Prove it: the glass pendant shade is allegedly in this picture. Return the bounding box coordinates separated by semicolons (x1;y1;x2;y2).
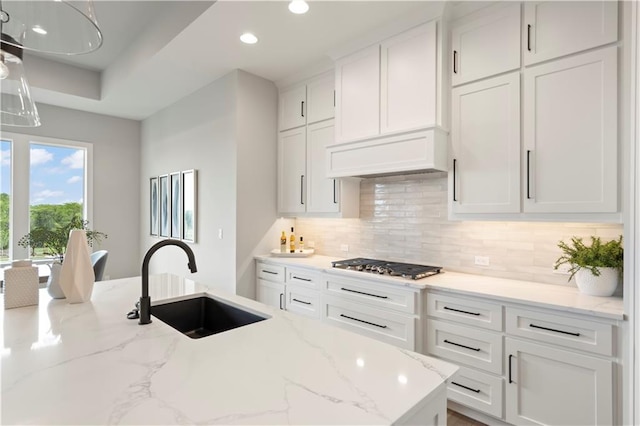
0;0;102;55
0;36;40;127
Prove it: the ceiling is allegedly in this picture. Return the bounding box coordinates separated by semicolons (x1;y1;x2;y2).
22;0;447;121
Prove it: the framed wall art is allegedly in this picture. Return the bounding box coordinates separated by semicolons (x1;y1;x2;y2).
170;172;181;239
159;174;169;237
150;177;159;236
182;169;197;243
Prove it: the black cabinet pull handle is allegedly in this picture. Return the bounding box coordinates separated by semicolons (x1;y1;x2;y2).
293;298;311;305
340;314;387;329
452;381;481;394
262;270;278;275
452;159;458;202
527;25;532;51
444;339;481;352
301;100;305;117
526;150;532;199
453;50;458;74
529;323;580;337
444;306;480;316
333;180;337;204
340;287;388;299
300;175;305;205
292;276;312;282
279;293;284;310
508;354;514;383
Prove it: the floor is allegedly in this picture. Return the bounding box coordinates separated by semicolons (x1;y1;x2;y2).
447;409;487;426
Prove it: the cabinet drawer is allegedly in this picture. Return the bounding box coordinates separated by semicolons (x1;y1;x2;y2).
324;294;415;350
256;263;285;283
427;292;503;331
427;319;503;375
505;307;613;356
448;366;503;419
325;275;417;314
286;267;320;289
286;286;321;319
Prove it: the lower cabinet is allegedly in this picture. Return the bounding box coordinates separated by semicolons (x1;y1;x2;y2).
505;337;613;426
286;285;321;319
257;279;285;310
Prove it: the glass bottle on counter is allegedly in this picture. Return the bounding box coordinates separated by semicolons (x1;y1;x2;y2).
289;227;296;253
299;236;304;252
280;231;287;253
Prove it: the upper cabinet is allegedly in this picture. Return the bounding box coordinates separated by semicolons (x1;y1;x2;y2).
451;3;521;86
329;20;448;178
279;73;335;132
523;1;618;66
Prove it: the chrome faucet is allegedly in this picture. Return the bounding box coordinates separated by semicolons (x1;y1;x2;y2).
138;239;198;325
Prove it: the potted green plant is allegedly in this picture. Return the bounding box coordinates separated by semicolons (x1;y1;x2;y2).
18;216;107;298
554;235;623;297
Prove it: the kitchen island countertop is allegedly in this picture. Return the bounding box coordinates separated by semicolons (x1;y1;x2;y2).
1;274;457;425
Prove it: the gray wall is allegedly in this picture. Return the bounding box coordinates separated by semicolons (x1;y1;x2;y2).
140;70;278;296
4;103;142;280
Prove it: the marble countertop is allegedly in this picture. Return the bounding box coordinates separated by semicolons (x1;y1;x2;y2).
1;274;458;425
256;255;625;321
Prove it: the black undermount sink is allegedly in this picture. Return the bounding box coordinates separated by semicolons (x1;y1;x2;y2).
151;296;267;339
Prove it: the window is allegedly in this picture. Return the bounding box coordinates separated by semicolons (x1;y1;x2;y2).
0;132;93;264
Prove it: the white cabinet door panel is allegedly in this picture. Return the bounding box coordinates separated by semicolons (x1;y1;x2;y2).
279;85;306;131
306;120;339;213
505;337;613;426
306;74;334;124
257;279;285;310
278;127;307;214
523;47;617;213
452;72;520;213
448;366;504;419
524;1;618;66
335;44;381;143
451;3;521;86
381;21;436;134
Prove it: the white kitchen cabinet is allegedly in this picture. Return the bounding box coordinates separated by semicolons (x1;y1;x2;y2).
278;119;359;217
279;85;306;131
335;21;438;144
286;284;321;319
523;47;617;213
256;262;286;310
523;1;618;66
451;3;521;86
451;72;520;213
306;74;335;124
279;73;335;132
505;337;613;426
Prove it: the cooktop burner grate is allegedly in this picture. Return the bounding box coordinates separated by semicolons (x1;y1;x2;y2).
332;258;442;280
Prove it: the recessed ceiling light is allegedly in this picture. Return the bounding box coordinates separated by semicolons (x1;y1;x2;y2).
240;33;258;45
288;0;309;14
32;25;48;35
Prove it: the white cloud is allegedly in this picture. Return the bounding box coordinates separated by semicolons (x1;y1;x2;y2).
67;176;82;184
1;150;9;166
30;148;54;166
33;189;64;199
61;150;84;169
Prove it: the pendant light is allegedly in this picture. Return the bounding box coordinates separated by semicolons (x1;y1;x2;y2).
1;32;40;127
0;0;103;55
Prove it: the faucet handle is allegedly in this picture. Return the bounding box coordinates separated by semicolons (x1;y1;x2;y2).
127;300;140;320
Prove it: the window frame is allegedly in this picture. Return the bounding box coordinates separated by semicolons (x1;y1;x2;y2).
0;131;93;266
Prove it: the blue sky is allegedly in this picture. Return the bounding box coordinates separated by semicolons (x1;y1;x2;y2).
1;141;85;205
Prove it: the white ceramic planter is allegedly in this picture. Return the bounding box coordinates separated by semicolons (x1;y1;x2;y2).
59;230;95;303
575;267;619;297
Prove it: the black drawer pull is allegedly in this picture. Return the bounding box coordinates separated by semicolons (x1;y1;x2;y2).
508;354;514;383
262;270;278;275
453;50;458;74
444;306;480;316
451;381;481;394
293;276;312;282
279;293;284;310
293;298;311;305
529;323;580;337
444;339;481;352
527;25;532;52
340;287;388;299
340;314;387;329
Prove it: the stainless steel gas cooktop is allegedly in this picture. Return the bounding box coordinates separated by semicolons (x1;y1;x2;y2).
331;258;442;280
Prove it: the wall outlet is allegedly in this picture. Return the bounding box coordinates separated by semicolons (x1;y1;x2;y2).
474;256;490;266
218;228;223;239
340;244;349;252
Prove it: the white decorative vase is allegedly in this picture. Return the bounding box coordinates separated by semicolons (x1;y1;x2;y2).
59;230;95;303
47;261;65;299
574;267;619;297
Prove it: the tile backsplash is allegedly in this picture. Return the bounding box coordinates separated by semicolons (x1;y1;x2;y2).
295;172;623;287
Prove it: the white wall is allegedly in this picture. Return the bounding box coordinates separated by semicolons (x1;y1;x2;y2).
140;70;278;295
3;103;141;280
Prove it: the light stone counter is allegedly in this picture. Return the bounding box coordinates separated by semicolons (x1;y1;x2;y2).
1;274;458;425
256;254;625;321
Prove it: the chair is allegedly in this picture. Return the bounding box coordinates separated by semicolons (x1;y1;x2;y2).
91;250;109;281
